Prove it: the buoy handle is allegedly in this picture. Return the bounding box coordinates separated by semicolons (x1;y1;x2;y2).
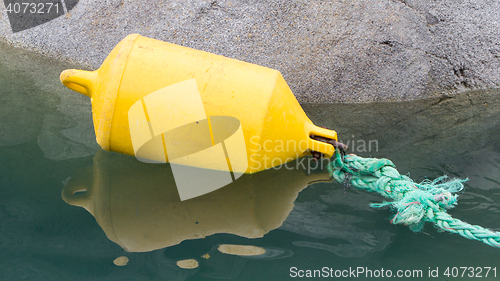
60;69;97;97
61;166;94;211
306;123;338;158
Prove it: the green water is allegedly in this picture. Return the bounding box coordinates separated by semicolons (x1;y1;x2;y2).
1;41;500;280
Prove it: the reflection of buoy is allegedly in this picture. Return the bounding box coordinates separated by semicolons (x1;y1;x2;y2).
176;259;199;269
62;150;330;252
217;245;266;257
60;34;338;173
113;256;129;266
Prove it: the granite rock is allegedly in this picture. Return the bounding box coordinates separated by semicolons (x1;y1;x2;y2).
0;0;499;102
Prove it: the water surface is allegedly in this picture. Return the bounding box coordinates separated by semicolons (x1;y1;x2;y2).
1;42;500;280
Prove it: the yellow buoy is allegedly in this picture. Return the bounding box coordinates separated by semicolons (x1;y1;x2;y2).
60;34;337;173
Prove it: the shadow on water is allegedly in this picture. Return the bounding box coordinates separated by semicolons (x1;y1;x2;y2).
1;41;500;280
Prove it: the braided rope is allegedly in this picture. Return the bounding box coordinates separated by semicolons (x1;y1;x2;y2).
328;151;500;247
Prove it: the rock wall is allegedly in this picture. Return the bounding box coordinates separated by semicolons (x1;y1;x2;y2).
0;0;499;102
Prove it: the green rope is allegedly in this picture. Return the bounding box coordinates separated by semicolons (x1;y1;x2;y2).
328;151;500;248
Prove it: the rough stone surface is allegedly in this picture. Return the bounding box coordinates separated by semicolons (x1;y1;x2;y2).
0;0;499;102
